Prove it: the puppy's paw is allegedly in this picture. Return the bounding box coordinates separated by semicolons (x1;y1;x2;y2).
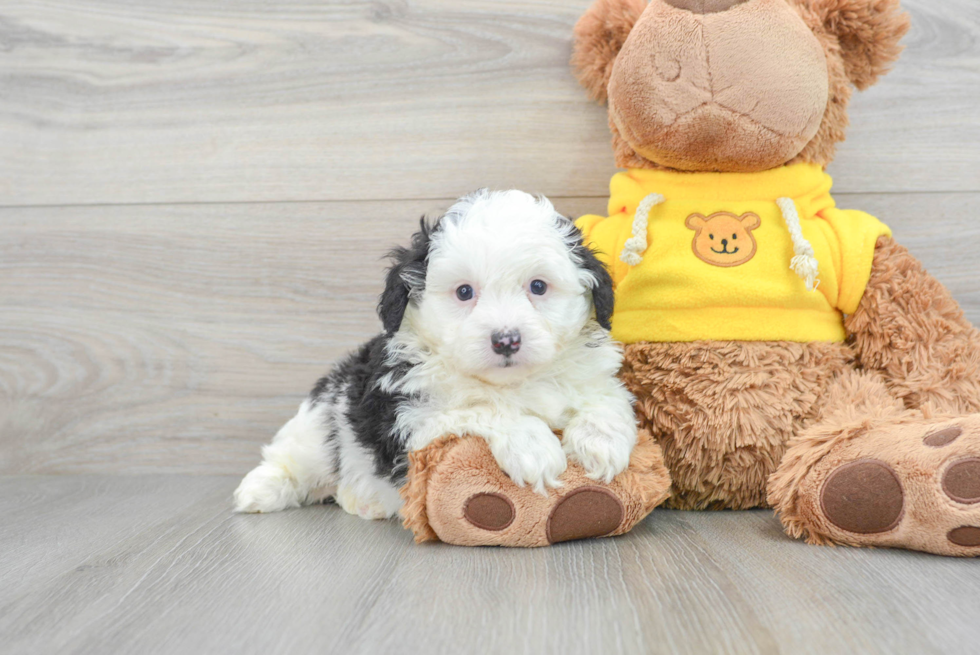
233;463;301;513
336;485;394;520
563;418;635;484
491;422;567;496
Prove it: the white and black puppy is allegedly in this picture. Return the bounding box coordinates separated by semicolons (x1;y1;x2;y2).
234;190;638;519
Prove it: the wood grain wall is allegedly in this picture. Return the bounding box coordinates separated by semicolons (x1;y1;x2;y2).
2;0;979;474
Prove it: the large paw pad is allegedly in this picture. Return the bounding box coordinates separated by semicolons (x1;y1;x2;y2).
820;459;904;534
546;487;624;544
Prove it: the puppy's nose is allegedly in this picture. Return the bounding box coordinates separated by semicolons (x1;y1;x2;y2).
491;329;521;356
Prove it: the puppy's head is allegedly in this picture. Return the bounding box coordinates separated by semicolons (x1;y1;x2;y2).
379;189;613;384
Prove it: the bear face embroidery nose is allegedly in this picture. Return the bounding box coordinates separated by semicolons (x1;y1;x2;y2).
491;329;521;356
661;0;750;15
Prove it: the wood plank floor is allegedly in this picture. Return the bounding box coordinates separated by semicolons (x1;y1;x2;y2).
3;475;980;655
3;0;980;653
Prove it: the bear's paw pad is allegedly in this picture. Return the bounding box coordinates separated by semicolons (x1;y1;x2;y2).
942;458;980;504
463;493;515;531
546;487;625;544
820;459;904;534
948;526;980;547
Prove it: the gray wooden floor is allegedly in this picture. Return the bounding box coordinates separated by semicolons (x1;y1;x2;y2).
3;475;980;655
2;0;980;653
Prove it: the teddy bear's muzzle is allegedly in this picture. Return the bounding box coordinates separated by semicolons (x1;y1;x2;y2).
608;0;829;172
662;0;749;14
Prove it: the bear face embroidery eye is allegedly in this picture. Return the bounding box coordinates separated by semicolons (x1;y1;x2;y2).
529;279;548;296
709;234;714;240
455;284;474;301
732;233;738;240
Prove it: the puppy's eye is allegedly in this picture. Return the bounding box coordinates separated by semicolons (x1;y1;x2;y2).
455;284;474;301
529;280;548;296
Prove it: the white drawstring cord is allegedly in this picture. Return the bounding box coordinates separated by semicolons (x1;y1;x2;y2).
620;192;664;267
777;197;820;291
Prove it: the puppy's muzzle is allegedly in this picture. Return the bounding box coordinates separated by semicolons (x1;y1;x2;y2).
490;329;521;356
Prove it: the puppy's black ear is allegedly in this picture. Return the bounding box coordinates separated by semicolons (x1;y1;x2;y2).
576;244;615;330
378;218;433;334
559;215;615;331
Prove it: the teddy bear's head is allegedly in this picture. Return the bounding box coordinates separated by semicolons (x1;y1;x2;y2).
572;0;910;172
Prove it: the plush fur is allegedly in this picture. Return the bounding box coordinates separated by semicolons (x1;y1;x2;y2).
234;190;638;520
805;0;910;90
621;340;852;509
572;0;649;103
846;237;980;415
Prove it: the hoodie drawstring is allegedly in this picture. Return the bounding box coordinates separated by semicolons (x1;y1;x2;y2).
619;192;664;267
776;197;820;291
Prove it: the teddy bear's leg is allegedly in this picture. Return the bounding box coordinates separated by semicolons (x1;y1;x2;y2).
768;368;980;555
620;340;852;510
399;431;671;547
768;238;980;555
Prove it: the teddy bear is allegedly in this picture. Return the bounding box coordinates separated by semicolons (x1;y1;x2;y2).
568;0;980;556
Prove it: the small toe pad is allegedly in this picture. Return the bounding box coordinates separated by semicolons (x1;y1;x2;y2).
942;458;980;504
464;493;515;531
948;526;980;547
924;426;963;448
820;459;904;534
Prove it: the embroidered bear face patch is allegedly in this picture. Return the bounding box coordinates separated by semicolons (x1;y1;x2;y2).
685;211;761;267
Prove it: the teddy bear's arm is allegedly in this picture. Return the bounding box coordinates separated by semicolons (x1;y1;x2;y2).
844;236;980;414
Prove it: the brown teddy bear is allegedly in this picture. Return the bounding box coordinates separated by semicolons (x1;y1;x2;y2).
570;0;980;556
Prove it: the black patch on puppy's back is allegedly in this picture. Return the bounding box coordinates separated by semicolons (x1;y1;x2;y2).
311;334;417;484
345;336;416;482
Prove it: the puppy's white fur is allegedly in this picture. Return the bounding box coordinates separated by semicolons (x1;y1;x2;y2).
235;190;638;519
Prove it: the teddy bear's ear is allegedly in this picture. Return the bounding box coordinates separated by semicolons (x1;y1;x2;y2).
572;0;649;103
808;0;911;90
685;213;706;230
739;212;761;231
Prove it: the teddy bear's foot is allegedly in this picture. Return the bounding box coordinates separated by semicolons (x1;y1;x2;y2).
399;429;671;547
770;413;980;556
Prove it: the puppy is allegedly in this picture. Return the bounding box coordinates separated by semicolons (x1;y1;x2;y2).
234;189;638;519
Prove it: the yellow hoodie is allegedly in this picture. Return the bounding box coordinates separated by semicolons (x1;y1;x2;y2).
575;163;890;344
